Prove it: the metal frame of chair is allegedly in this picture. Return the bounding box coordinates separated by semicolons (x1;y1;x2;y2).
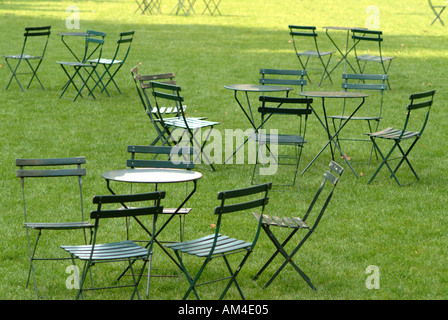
366;90;436;186
252;161;344;290
3;26;51;91
57;33;105;101
89;31;135;96
150;81;220;171
327;73;388;165
428;0;446;25
135;0;162;14
259;68;307;92
251;95;313;190
288;25;334;86
351;29;395;89
16;157;94;299
61;191;165;299
165;182;272;300
202;0;222;15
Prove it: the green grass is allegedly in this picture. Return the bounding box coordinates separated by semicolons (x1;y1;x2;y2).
1;0;448;300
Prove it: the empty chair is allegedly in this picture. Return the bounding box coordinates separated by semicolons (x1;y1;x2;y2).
57;33;105;101
252;161;344;290
150;81;220;171
366;90;435;186
202;0;222;15
327;73;388;165
61;191;165;299
428;0;446;25
88;31;135;96
251;96;313;190
15;157;94;299
259;68;307;92
288;25;334;86
3;26;51;91
351;29;395;89
165;182;272;300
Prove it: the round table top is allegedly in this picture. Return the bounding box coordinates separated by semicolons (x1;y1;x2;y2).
102;168;202;184
322;26;368;31
58;32;90;37
225;84;292;92
298;91;369;99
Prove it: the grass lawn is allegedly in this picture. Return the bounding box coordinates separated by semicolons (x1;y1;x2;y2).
1;0;447;301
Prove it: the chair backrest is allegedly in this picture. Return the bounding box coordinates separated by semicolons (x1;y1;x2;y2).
401;89;436;139
139;72;180;116
288;25;322;54
84;30;106;62
302;161;344;231
127;145;196;170
20;26;51;58
108;31;135;63
351;29;385;58
212;183;272;252
150;81;190;130
16;157;87;224
257;96;313;138
89;191;165;242
341;73;388;118
259;68;307;92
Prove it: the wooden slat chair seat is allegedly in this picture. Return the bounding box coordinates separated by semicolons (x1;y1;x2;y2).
165;183;272;300
252;161;344;290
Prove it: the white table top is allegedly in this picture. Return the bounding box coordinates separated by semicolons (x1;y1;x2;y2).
102;168;202;184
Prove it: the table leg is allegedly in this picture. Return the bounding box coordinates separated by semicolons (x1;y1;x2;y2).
324;29;358;78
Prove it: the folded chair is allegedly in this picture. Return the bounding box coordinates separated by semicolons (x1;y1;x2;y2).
259;68;307;92
202;0;222;15
327;73;388;165
15;157;94;299
89;31;135;96
366;90;435;186
351;29;395;89
150;81;220;171
288;25;334;86
61;191;165;299
428;0;446;25
165;182;272;300
3;26;51;91
135;0;162;14
57;34;105;101
252;161;344;290
251;96;313;190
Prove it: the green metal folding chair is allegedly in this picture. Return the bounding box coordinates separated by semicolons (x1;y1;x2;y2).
135;0;162;14
3;26;51;91
428;0;446;25
89;31;135;96
327;73;388;165
366;90;436;186
165;182;272;300
288;25;334;86
15;157;94;299
202;0;222;15
252;161;344;290
61;191;165;299
259;68;307;92
351;29;395;89
150;81;220;171
251;96;313;190
57;35;105;101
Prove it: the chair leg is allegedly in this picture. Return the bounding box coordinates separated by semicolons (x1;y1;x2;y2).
5;58;24;91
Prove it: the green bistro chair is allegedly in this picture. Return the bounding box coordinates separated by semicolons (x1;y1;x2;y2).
327;73;388;165
165;182;272;300
288;25;334;86
428;0;447;25
366;90;435;186
3;26;51;91
57;35;105;101
202;0;222;15
135;0;162;14
61;191;165;299
88;31;135;97
252;161;344;290
351;29;395;89
150;81;220;171
250;96;313;190
16;157;94;299
259;68;307;93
